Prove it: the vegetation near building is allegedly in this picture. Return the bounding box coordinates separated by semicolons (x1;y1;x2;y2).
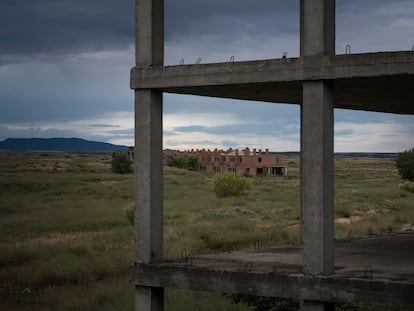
212;173;251;197
166;147;288;177
395;147;414;181
167;154;198;171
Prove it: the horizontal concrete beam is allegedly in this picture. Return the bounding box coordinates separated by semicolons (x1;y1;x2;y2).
130;51;414;114
131;52;414;89
130;263;414;307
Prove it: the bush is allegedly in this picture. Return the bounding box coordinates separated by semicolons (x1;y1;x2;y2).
167;154;199;171
227;294;299;311
111;151;132;174
395;148;414;181
400;182;414;193
183;154;199;171
167;156;184;168
212;173;251;198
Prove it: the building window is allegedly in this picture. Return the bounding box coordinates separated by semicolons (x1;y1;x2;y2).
228;167;236;173
213;167;220;173
258;157;262;163
215;157;219;162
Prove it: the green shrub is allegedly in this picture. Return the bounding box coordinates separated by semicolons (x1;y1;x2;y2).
395;148;414;181
168;154;199;171
227;294;299;311
399;182;414;193
167;156;184;168
212;173;251;198
183;154;199;171
111;151;132;174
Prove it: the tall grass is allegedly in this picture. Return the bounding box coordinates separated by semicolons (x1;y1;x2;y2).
0;154;413;310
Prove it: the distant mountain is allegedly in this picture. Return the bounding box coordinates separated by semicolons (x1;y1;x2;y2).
0;138;129;152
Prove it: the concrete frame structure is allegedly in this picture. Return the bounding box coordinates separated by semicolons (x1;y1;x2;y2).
131;0;414;310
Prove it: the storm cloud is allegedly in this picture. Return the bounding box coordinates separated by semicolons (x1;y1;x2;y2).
0;0;413;151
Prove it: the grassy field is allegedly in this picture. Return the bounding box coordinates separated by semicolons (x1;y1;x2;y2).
0;153;413;310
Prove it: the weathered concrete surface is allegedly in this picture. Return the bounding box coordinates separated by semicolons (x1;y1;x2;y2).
130;232;414;307
300;0;335;56
134;0;164;309
301;81;334;276
300;2;335;309
130;52;414;114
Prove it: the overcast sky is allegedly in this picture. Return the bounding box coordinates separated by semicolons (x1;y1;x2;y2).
0;0;413;152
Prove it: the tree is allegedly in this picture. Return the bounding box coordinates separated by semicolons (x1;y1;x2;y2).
395;148;414;181
212;173;251;198
167;156;184;168
167;154;199;171
111;151;132;174
183;154;199;171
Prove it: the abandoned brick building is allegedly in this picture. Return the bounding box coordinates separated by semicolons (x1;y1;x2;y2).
168;147;288;176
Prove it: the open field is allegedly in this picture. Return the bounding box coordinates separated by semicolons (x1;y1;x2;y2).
0;154;413;310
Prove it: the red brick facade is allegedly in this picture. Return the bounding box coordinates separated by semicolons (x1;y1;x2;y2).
173;147;288;176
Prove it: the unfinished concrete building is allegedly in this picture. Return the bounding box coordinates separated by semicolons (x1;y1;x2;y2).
130;0;414;310
188;147;288;176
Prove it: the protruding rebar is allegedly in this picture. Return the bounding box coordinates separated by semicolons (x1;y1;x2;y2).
364;265;373;279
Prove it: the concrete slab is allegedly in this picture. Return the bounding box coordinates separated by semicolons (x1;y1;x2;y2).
130;233;414;307
162;232;414;282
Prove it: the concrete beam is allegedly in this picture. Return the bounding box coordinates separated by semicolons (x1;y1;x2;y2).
130;263;414;307
130;52;414;90
130;52;414;114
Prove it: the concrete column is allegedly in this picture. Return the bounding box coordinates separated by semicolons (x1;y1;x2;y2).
301;81;334;276
300;0;335;57
300;0;335;310
134;0;164;310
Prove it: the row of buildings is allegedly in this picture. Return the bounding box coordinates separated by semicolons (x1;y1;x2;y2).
166;147;288;177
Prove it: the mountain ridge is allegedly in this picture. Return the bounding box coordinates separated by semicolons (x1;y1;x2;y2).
0;138;129;152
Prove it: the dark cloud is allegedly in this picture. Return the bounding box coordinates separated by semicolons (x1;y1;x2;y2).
0;0;134;63
166;0;299;43
89;124;120;128
173;121;299;137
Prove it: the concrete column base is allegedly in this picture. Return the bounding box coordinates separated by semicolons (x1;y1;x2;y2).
135;286;164;311
301;301;335;311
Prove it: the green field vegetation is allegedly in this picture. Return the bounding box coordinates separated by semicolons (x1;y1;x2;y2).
0;154;413;311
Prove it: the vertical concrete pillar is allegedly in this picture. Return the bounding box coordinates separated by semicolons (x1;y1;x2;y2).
301;81;334;276
134;0;164;310
300;0;335;310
